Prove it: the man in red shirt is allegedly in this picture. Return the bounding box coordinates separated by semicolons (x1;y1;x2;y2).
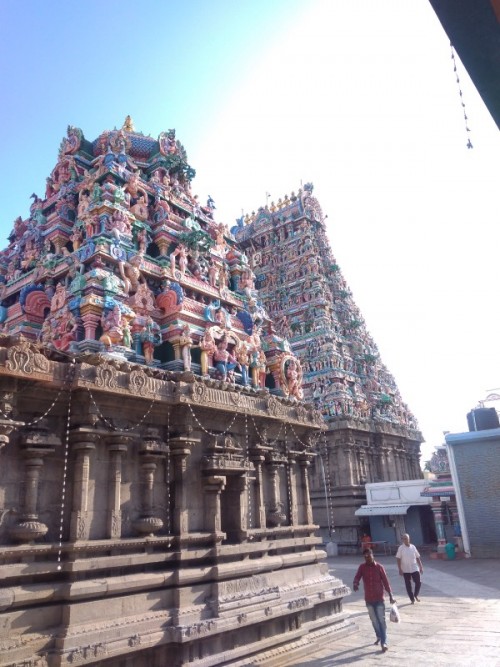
353;548;395;653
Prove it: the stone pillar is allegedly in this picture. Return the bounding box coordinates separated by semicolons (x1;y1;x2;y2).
410;453;421;479
383;445;396;480
343;445;354;486
133;457;164;536
298;458;314;526
10;426;59;544
236;475;248;533
133;430;169;536
286;456;298;526
251;455;266;528
380;446;391;481
169;435;198;537
105;436;130;539
432;501;447;552
203;475;226;534
81;311;100;341
266;463;286;527
70;433;97;541
10;451;50;543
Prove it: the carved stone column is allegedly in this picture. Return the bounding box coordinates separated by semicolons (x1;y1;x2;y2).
298;458;314;526
286;454;298;526
70;431;98;541
432;500;447;552
105;435;131;539
203;475;226;535
10;426;60;544
266;460;286;527
236;474;248;534
380;445;390;481
168;434;198;537
343;444;355;487
133;432;168;537
80;311;100;341
133;458;163;536
250;453;266;529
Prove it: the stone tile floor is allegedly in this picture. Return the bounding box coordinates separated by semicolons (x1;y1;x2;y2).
283;554;500;667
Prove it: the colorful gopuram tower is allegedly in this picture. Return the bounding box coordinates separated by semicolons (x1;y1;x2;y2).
233;185;423;549
0;120;357;666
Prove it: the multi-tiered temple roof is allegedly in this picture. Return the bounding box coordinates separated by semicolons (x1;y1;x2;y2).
233;185;419;434
0;118;303;396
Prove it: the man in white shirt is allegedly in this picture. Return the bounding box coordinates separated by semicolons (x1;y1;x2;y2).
396;533;424;603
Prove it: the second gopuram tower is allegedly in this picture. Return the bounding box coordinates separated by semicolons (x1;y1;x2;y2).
233;185;423;549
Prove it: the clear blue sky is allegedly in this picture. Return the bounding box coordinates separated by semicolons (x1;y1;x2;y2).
0;0;305;218
1;1;500;463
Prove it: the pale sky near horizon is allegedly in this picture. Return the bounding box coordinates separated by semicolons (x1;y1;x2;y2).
1;1;499;464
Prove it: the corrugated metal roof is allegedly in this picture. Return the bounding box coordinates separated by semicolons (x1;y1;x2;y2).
355;504;411;517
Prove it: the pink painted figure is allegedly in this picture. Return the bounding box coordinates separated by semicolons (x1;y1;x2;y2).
240;268;256;296
119;254;143;294
213;335;237;382
199;327;216;376
208;260;219;288
170;244;188;276
131;195;148;222
53;307;78;351
77;191;90;219
179;324;193;371
286;359;302;399
136;227;149;255
218;262;229;290
251;349;267;388
50;283;67;312
70;227;83;250
100;305;124;348
140;316;161;365
213;223;226;256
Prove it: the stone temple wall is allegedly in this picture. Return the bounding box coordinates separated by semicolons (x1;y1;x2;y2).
0;118;355;666
0;342;354;666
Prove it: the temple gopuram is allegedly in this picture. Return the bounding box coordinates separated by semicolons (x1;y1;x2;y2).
0;119;355;666
233;187;423;550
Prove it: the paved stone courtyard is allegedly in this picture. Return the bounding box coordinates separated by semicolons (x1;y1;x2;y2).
280;554;500;667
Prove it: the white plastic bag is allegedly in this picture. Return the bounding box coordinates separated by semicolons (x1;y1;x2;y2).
389;602;401;623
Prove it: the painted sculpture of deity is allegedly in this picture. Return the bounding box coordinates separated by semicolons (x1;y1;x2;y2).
170;244;188;277
139;316;161;365
250;349;267;389
285;359;303;400
179;324;193;371
235;341;250;386
100;305;124;348
199;327;216;376
213;335;237;382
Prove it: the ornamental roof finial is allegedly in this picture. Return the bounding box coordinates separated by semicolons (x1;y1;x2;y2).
123;115;135;132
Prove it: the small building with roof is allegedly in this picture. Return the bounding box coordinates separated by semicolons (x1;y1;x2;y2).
354;479;434;553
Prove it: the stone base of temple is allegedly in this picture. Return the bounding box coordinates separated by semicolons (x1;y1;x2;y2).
0;343;355;667
0;547;355;667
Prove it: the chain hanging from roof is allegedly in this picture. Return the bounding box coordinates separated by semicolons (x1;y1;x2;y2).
450;43;473;149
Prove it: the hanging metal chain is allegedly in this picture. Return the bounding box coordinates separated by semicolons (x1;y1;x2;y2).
450;43;473;149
